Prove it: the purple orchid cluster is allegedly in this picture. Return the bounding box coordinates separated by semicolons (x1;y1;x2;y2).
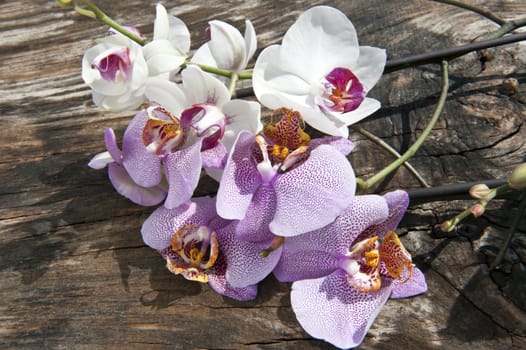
86;4;427;349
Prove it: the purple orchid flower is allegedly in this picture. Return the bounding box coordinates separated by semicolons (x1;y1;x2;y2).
216;108;356;243
274;190;427;349
88;128;167;206
141;196;280;301
121;105;217;209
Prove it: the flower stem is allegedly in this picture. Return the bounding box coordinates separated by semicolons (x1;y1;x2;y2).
358;61;449;193
352;126;430;188
385;32;526;73
78;0;146;45
182;62;252;80
431;0;505;25
228;73;239;97
490;191;526;270
439;183;512;232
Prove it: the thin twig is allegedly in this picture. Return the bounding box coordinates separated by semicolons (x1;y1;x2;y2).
79;0;147;45
490;192;526;270
406;179;508;203
358;61;449;193
352;126;430;188
384;32;526;73
431;0;505;25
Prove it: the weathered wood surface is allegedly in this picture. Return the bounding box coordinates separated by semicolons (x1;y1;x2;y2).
1;0;525;349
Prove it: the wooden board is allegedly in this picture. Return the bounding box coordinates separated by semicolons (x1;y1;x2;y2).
1;0;525;348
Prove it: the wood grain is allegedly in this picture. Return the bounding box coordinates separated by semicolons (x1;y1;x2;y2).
1;0;525;349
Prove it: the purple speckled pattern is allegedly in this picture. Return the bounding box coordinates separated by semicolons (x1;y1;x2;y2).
291;272;392;349
275;191;427;349
122;109;163;188
274;194;389;282
141;196;267;301
217;131;356;239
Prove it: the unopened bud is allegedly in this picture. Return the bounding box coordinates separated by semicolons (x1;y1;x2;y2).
470;204;485;218
440;219;454;233
508;163;526;189
56;0;74;8
469;184;492;199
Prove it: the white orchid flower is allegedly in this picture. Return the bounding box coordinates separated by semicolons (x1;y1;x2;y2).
252;6;386;137
192;19;257;72
82;4;190;111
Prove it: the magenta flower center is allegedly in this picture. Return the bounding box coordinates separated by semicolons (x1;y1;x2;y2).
91;47;132;82
319;67;366;113
181;105;226;151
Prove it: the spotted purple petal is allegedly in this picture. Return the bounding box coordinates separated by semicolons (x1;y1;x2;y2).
291;270;392;349
163;140;203;209
390;266;427;299
108;163;166;206
217;222;281;288
216;130;261;220
270;144;356;236
141;197;217;251
122;109;163;187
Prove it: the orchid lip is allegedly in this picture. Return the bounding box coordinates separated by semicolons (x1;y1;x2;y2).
318;67;366;114
165;223;220;283
341;232;414;293
91;47;132;82
181;105;226;150
142;106;186;156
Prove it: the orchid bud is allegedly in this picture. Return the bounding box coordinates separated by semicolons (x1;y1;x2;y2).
508;163;526;189
470;204;485;218
469;184;492;199
56;0;73;8
440;219;454;232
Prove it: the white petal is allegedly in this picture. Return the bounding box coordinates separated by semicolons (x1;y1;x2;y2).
222;99;262;152
91;89;146;112
243;20;257;68
191;43;218;67
143;40;186;75
339;97;381;125
144;77;187;116
208;20;246;71
168;15;191;53
252;45;311;110
279;6;360;83
88;151;114;169
353;46;386;91
182;65;230;107
153;4;170;40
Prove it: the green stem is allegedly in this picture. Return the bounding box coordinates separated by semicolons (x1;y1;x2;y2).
228;73;239;97
490;191;526;270
431;0;505;25
182;62;252;79
352;126;430;188
483;17;526;40
358;61;449;193
78;0;146;45
439;183;512;232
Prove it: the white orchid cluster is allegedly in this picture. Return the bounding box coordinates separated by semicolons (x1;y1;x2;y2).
83;4;385;136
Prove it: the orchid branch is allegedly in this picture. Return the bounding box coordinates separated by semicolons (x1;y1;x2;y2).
431;0;526;40
352;126;430;188
357;60;449;193
385;32;526;73
228;73;239;97
490;192;526;270
77;0;147;45
431;0;505;25
439;183;512;232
